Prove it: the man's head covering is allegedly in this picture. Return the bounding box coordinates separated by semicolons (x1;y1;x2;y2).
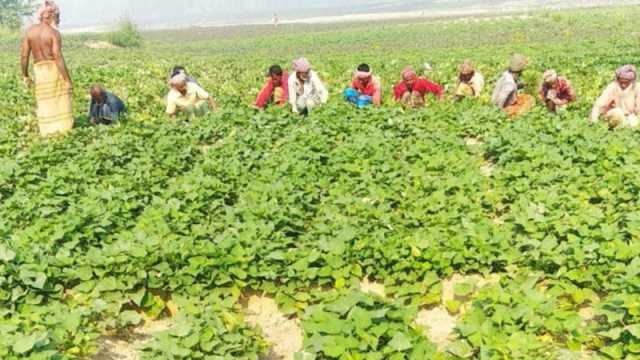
401;66;417;80
509;54;528;72
37;0;60;23
168;74;187;88
355;67;372;80
616;64;637;81
543;69;558;84
292;58;311;73
458;59;475;75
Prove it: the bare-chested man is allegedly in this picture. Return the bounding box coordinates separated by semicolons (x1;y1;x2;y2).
21;0;73;136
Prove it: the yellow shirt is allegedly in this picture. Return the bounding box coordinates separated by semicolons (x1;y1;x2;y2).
166;82;210;115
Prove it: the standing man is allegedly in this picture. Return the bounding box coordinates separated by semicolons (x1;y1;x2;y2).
492;54;534;118
89;85;126;125
20;1;74;136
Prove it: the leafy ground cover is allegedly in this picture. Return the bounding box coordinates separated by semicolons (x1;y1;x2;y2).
2;5;640;359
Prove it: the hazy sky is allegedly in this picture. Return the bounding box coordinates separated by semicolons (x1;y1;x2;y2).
54;0;421;28
49;0;637;30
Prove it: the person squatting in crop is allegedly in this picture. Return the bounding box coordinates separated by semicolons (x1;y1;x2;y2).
166;73;218;119
20;0;74;136
255;64;289;110
343;63;382;108
89;85;127;125
590;65;640;129
288;57;329;116
538;69;577;113
492;54;535;118
393;66;444;108
454;59;485;100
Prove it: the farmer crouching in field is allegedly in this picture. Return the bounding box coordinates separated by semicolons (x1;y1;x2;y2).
166;74;218;119
21;0;74;136
538;70;576;113
454;59;484;100
255;65;289;109
343;64;382;108
590;65;640;129
492;54;535;118
393;66;443;108
89;85;126;125
288;58;329;116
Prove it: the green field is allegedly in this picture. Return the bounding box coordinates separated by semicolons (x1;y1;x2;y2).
2;6;640;360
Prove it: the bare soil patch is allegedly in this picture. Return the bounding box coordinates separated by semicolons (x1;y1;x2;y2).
85;41;118;49
92;317;174;360
359;277;386;298
244;295;303;360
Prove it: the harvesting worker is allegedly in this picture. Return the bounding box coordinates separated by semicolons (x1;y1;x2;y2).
343;63;382;108
538;70;577;113
89;85;127;125
454;59;485;100
255;65;289;109
492;54;535;118
166;74;218;119
20;0;74;136
590;65;640;129
288;57;329;116
393;66;444;108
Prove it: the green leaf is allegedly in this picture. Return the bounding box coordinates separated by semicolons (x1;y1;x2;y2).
13;334;37;354
388;332;412;352
19;269;47;289
294;351;316;360
120;310;142;326
453;282;474;298
322;336;346;357
627;324;640;338
0;244;15;262
446;340;474;358
445;300;462;315
350;307;372;330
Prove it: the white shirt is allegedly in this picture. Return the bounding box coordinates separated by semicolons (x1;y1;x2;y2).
492;71;518;108
166;82;209;115
591;81;640;122
288;71;329;113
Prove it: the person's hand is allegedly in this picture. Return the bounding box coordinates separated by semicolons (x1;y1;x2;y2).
22;76;32;87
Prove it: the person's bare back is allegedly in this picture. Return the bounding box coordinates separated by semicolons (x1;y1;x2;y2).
24;24;58;63
21;7;71;88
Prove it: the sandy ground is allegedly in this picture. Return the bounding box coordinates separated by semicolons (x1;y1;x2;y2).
360;277;386;298
480;161;495;177
85;41;118;49
244;295;303;360
92;318;174;360
415;273;501;350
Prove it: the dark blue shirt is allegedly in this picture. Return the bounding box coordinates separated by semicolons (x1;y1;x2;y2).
89;91;126;123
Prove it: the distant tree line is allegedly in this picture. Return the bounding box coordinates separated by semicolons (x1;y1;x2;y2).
0;0;35;30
